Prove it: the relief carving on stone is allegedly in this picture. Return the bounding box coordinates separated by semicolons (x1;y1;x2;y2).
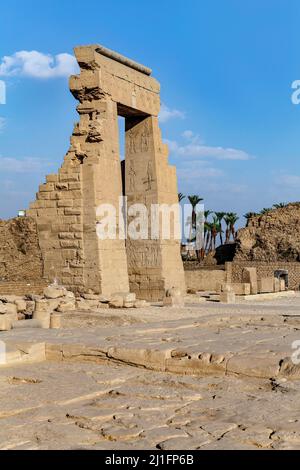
140;121;150;153
128;160;136;192
128;129;137;155
143;160;154;191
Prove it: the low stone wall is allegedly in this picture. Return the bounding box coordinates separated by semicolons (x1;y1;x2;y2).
227;261;300;290
185;269;226;292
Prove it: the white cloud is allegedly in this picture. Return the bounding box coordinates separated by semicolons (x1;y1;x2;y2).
165;131;252;161
0;156;52;173
159;104;185;123
275;173;300;188
182;130;194;140
0;117;5;132
0;51;79;79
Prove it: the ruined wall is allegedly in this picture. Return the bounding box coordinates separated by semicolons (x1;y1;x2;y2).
226;261;300;290
0;217;43;281
226;203;300;290
185;269;226;292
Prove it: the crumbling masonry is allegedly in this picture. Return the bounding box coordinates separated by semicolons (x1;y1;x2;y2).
27;45;185;300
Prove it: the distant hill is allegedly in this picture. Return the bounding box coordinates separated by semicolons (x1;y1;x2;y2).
234;203;300;262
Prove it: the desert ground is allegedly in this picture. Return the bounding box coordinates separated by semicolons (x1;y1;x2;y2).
1;294;300;450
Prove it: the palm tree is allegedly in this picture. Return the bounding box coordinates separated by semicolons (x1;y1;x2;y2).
209;217;221;252
202;210;212;258
178;193;185;203
188;195;203;228
223;214;231;243
228;213;239;240
214;211;226;245
244;212;258;227
204;210;212;221
224;213;239;241
244;212;257;220
187;196;203;259
260;208;273;215
273;202;287;209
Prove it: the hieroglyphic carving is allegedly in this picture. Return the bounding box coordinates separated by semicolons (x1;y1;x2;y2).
128;129;137;154
140;121;150;152
143;160;154;191
127;245;159;268
128;160;136;192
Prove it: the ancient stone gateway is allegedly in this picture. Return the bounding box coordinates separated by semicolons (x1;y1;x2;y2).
27;44;185;301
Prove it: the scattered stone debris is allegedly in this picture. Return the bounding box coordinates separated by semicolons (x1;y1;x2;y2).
0;284;152;332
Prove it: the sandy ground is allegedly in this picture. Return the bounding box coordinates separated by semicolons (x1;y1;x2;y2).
1;294;300;450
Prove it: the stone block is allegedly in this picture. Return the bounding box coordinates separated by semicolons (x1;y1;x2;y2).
4;303;18;320
123;293;136;303
163;288;184;308
33;309;51;329
34;299;52;314
44;286;66;299
0;303;7;314
220;292;236;304
219;283;250;296
81;293;100;300
98;303;110;309
124;302;135;308
274;277;280;293
46;174;59;183
50;313;62;329
109;294;124;309
11;319;42;329
15;299;27;313
76;299;98;310
0;314;12;331
57;200;73;208
242;267;258;295
280;279;286;291
258;278;274;294
57;301;75;313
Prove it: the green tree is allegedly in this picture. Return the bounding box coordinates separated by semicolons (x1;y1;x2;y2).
214;211;226;245
260;208;272;215
224;213;239;241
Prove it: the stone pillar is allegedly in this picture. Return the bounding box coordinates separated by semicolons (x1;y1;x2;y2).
77;96;129;295
125;116;185;301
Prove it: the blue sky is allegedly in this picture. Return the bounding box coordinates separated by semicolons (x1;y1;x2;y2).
0;0;299;225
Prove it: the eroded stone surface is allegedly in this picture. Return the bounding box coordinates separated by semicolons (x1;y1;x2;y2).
1;360;300;450
1;294;300;449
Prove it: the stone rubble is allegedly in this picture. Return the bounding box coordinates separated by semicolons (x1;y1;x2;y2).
0;284;151;331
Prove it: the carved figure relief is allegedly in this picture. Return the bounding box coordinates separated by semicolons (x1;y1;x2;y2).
128;129;137;154
87;113;102;142
140;121;150;152
144;160;154;191
128;160;136;192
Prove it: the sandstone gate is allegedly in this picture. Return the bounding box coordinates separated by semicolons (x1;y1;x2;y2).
27;45;185;301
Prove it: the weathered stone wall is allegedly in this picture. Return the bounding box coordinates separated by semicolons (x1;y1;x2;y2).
227;261;300;290
0;217;43;282
185;269;226;292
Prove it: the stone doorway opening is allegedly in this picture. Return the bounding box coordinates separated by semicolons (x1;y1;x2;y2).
274;270;289;289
